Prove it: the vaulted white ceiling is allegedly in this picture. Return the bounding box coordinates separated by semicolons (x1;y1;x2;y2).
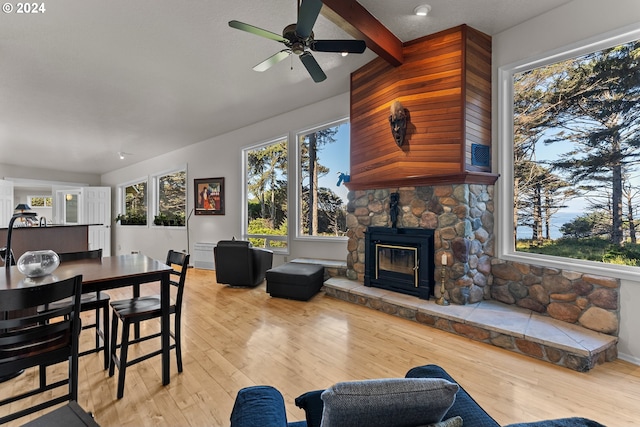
0;0;572;175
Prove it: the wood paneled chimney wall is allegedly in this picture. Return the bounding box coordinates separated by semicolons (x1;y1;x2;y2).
347;25;497;190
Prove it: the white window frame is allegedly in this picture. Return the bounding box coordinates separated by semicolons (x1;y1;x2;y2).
295;117;350;242
117;176;149;227
150;165;187;228
497;23;640;282
242;136;290;254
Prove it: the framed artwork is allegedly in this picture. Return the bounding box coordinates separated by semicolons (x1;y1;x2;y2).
194;177;225;215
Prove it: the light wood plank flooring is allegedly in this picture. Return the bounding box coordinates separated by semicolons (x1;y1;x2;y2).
1;268;639;426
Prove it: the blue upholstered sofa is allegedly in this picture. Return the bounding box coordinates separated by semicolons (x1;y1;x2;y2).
230;365;605;427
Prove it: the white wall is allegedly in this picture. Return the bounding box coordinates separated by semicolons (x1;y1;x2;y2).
100;92;350;266
492;0;640;364
0;163;101;187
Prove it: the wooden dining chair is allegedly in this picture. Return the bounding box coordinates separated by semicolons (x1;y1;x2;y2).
109;250;190;399
48;249;110;369
0;274;83;424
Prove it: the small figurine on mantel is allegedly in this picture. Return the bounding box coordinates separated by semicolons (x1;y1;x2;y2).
390;192;399;228
389;100;408;147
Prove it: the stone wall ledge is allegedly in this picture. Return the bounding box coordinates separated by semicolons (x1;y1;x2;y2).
323;277;618;372
290;258;348;281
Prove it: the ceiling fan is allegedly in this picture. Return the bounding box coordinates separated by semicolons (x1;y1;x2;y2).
228;0;366;83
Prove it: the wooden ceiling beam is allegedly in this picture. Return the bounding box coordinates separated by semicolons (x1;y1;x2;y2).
321;0;404;66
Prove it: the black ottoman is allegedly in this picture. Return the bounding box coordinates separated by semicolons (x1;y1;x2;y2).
266;262;325;301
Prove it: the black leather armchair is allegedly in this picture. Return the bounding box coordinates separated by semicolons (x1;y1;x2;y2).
214;240;273;287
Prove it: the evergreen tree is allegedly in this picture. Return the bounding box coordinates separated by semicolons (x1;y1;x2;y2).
246;141;287;226
299;127;337;235
542;41;640;246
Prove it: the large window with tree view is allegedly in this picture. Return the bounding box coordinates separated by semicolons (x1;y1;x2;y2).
120;180;147;225
513;37;639;266
298;120;350;238
154;169;186;226
244;138;288;250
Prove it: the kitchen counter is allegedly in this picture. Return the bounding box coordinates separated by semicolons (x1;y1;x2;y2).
0;224;92;263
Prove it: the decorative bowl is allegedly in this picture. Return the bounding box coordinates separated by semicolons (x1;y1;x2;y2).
17;250;60;278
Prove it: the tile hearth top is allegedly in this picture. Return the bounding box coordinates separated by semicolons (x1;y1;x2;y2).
323;277;617;358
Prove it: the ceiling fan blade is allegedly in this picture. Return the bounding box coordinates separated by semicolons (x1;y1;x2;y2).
312;39;367;54
296;0;322;39
253;50;291;72
299;51;326;83
229;20;287;43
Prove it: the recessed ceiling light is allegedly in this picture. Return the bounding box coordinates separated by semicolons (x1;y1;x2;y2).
118;151;131;160
414;4;431;16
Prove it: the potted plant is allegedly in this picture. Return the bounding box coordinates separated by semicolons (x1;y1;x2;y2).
154;213;168;226
116;213;147;225
128;212;147;225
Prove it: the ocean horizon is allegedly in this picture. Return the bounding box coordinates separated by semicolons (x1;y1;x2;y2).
516;211;581;240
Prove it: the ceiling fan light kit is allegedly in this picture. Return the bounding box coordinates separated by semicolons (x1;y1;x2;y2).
228;0;366;83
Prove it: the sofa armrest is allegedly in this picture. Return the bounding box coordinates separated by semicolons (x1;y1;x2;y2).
405;365;500;427
230;386;289;427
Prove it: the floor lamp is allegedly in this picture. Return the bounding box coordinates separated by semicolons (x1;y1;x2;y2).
186;208;194;255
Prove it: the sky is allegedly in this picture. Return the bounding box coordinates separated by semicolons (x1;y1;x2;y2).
309;122;350;203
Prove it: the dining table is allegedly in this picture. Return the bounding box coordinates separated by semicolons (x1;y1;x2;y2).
0;254;174;386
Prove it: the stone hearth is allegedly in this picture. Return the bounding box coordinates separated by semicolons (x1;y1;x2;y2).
323;276;618;372
293;258;618;371
305;179;622;370
344;184;621;341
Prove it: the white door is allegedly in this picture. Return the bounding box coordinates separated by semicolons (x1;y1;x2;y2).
51;185;77;224
83;187;111;255
0;180;14;227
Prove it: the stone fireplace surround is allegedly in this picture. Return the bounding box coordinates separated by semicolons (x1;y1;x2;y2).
344;184;620;339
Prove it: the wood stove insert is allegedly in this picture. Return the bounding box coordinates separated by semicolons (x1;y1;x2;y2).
364;227;435;299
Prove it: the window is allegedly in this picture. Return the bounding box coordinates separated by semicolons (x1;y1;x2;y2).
153;168;187;226
243;137;288;252
498;25;640;277
28;196;53;207
64;192;80;224
118;179;147;225
297;119;350;238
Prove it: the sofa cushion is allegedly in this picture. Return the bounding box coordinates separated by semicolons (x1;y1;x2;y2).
406;365;500;427
318;377;459;427
423;416;463;427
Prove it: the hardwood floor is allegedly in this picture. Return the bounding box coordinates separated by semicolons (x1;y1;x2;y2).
2;268;639;426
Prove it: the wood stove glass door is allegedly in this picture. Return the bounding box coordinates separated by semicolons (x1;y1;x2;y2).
375;244;418;287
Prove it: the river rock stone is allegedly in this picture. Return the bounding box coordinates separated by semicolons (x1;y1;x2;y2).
542;274;572;294
492;263;522;281
582;274;618;288
529;284;549;305
579;307;619;334
588;288;618;310
547;302;581;323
